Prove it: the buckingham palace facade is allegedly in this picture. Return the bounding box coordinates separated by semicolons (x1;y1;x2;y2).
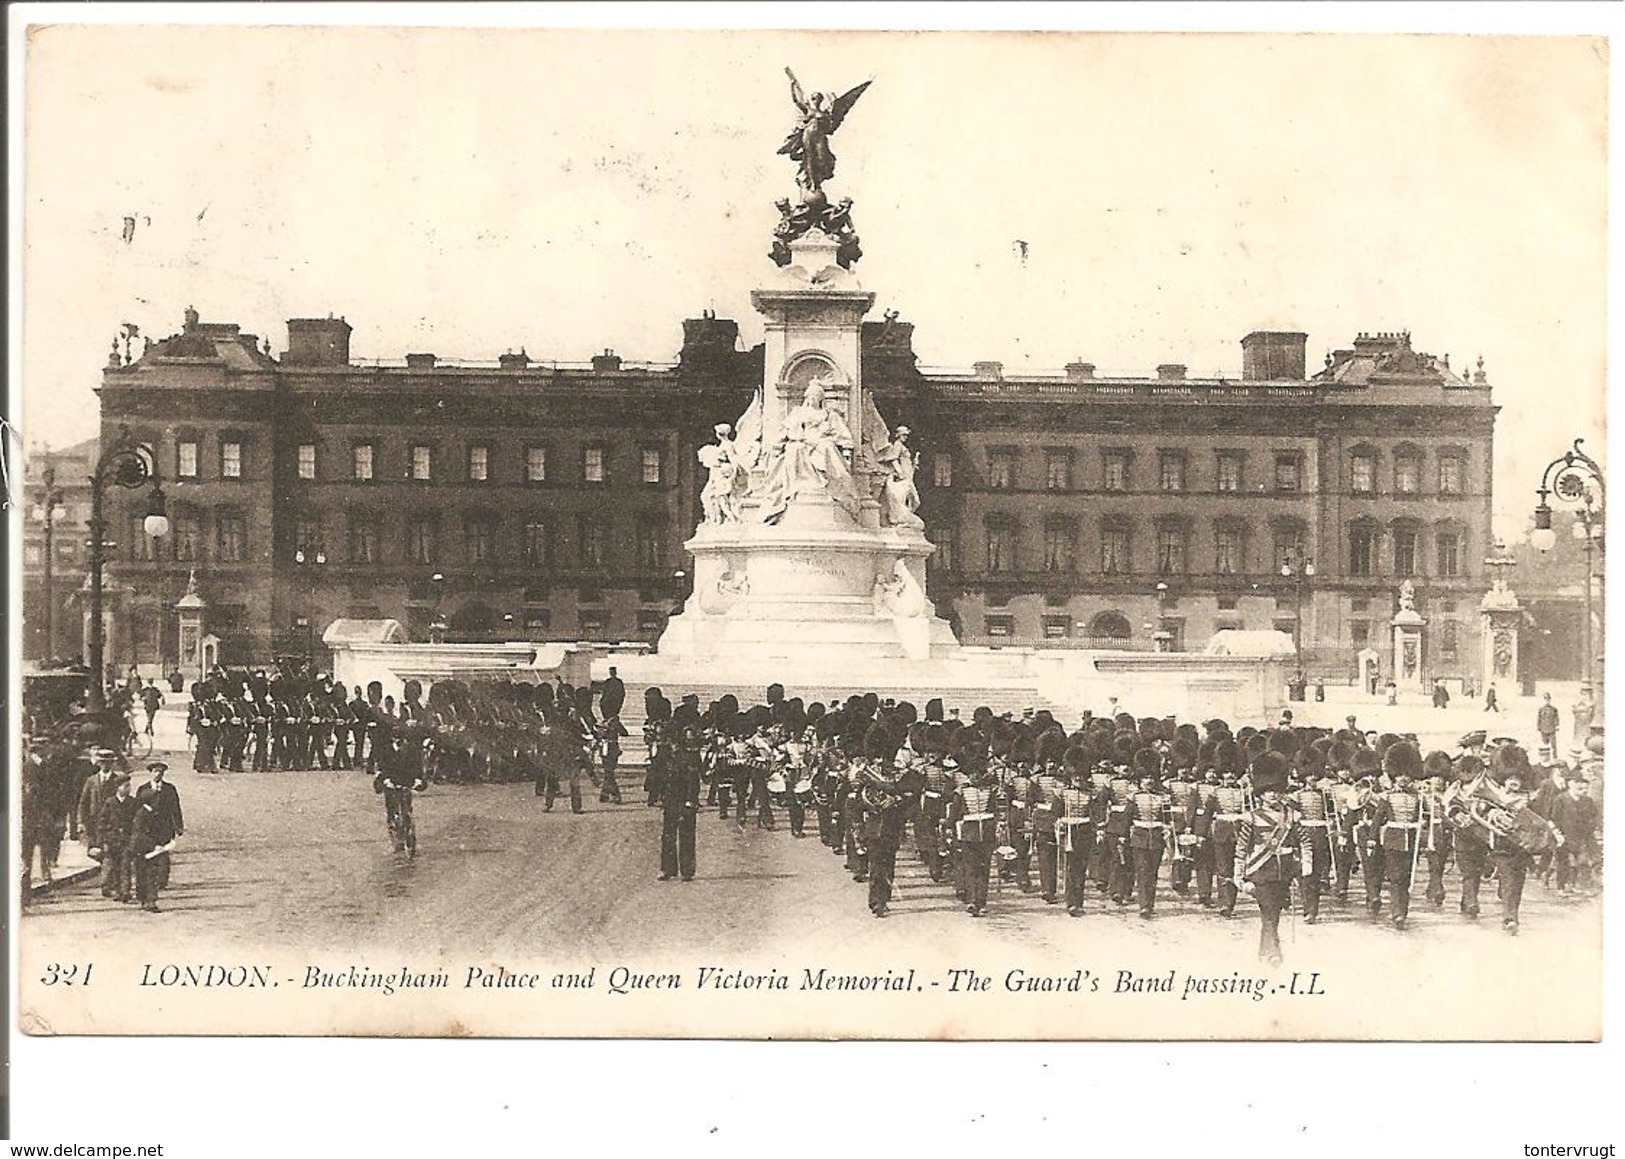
89;307;1496;687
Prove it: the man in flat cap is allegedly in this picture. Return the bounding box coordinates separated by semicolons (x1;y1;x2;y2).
94;775;136;902
77;748;123;858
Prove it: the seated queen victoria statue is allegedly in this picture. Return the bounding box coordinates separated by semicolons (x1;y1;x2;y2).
756;376;862;524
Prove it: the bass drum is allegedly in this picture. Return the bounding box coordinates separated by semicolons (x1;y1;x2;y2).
766;770;788;794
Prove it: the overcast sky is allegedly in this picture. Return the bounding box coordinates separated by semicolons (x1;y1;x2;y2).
21;26;1606;540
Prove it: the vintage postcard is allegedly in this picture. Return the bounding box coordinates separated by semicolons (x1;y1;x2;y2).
13;22;1605;1044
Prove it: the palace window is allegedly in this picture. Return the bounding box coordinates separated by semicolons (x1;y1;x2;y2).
578;516;606;569
636;516;665;569
1044;449;1073;491
1215;452;1243;493
1351;451;1375;495
1101;525;1130;575
988;449;1017;490
1440;621;1460;662
177;441;199;479
984;615;1015;639
468;445;489;482
1214;523;1243;575
464;515;494;564
986;521;1017;573
1395;452;1421;496
932;526;957;572
1351;621;1370;649
1102;450;1130;492
933;455;953;488
352;443;374;482
584;446;606;484
128;515;155;562
1273;524;1305;574
523;519;552;569
297;444;317;480
1438;453;1465;497
1349;525;1376;577
349;513;380;564
1042;519;1076;574
172;511;201;562
1156;527;1187;575
411;445;433;481
1042;615;1072;640
1393;527;1419;577
407;516;437;565
216;510;247;563
1436;530;1462;578
526;446;549;483
641;448;663;485
221;441;242;479
1273;454;1301;493
1158;451;1186;492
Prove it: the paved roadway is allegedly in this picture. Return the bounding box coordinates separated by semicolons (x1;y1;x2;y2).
24;749;1600;967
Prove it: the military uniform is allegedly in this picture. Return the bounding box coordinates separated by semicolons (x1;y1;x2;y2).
1125;777;1172;918
1057;768;1096;916
1421;779;1453;906
1166;771;1201;896
658;730;701;881
1207;777;1247;916
1292;779;1336;922
1369;780;1421;927
951;776;997;916
1031;763;1064;903
1103;772;1136;905
1233;760;1303;965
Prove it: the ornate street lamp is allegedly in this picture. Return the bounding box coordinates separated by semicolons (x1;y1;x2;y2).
1531;438;1605;739
294;545;327;659
31;464;67;662
1281;556;1316;699
88;426;169;710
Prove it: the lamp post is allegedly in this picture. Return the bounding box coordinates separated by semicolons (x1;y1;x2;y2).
88;426;169;711
429;572;447;644
1153;581;1174;652
1531;437;1605;738
31;463;66;663
1281;555;1316;699
293;544;327;661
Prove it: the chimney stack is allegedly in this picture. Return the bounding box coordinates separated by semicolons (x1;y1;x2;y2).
284;317;352;366
1240;331;1308;381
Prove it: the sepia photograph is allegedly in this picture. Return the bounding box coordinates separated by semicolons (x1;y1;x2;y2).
10;14;1608;1054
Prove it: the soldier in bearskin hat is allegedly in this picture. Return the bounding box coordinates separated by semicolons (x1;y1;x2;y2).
1030;730;1067;904
1419;750;1455;908
914;723;954;883
948;736;997;917
1205;738;1247;917
1368;742;1424;927
1291;746;1336;924
1056;745;1098;916
1233;752;1304;966
1124;748;1172;919
1165;735;1202;898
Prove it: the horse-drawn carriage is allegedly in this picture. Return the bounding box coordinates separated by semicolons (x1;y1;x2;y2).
22;668;151;760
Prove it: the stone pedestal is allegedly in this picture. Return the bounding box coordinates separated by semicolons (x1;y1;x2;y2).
1391;609;1426;693
174;569;207;684
1479;602;1521;691
655;232;956;669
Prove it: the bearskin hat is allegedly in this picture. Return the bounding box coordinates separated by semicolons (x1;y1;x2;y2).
1296;747;1327;780
1251;751;1291;795
765;683;786;706
925;697;945;723
1243;732;1268;759
1008;732;1037;767
1169;737;1198;771
1422;750;1454;781
1063;745;1090;776
1267;728;1298;757
1214;738;1242;775
1036;729;1068;769
1456;753;1485;781
1382;741;1422;782
1132;747;1163;780
893;701;919;728
1350;748;1381;778
1489;743;1531;785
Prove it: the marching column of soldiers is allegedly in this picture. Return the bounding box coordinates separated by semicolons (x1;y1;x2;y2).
636;694;1601;961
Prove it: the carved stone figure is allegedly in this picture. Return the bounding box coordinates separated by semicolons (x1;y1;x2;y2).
757;376;860;524
1398;579;1417;613
778;69;871;197
698;423;743;525
876;426;924;529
